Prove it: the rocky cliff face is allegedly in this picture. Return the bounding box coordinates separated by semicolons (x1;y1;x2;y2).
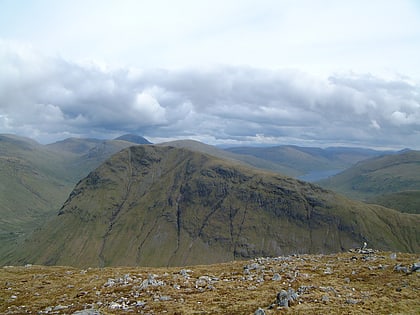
12;145;419;267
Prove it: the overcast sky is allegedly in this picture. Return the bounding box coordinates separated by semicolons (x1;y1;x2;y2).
1;0;420;149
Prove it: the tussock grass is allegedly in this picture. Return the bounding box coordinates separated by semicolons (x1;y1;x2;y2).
1;251;419;314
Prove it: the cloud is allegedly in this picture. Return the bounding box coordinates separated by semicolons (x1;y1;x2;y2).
0;42;419;148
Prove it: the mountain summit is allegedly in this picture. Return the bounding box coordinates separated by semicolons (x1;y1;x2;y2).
11;145;419;267
114;134;152;144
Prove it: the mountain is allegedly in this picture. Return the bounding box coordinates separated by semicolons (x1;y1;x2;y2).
7;145;419;267
0;135;73;254
0;134;143;259
46;137;103;154
114;134;152;144
317;150;420;213
160;140;298;175
224;145;390;180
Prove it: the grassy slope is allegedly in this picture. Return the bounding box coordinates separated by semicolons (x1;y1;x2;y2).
8;145;419;268
317;150;420;213
0;135;74;256
367;190;420;214
0;135;136;259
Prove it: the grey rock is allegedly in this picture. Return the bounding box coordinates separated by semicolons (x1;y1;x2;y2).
324;267;333;274
277;290;289;307
254;307;266;315
72;309;102;315
247;263;260;270
297;285;315;295
321;295;330;303
159;295;172;301
180;269;192;278
138;273;164;290
411;262;420;272
272;273;281;281
135;301;146;307
287;288;298;303
394;264;409;273
276;288;298;308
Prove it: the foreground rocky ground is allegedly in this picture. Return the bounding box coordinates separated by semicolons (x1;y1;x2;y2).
1;251;419;314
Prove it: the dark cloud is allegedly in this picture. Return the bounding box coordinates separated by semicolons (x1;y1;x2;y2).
0;45;419;148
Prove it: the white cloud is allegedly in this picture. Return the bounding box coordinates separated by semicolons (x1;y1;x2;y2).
0;41;419;149
370;120;381;130
133;92;166;124
390;111;417;126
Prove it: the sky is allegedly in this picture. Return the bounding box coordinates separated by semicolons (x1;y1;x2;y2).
0;0;420;149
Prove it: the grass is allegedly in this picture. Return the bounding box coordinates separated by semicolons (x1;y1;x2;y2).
1;251;419;314
318;151;420;213
367;190;420;214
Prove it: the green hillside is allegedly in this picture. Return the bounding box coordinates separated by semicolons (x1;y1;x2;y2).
367;190;420;214
224;145;387;179
7;145;419;268
0;134;141;258
317;150;420;213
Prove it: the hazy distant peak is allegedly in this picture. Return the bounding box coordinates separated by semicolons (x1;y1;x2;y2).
114;134;152;144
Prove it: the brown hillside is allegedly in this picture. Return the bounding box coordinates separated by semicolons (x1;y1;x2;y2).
1;251;419;314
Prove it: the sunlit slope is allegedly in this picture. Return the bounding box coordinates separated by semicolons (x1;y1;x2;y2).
318;150;420;213
9;145;419;267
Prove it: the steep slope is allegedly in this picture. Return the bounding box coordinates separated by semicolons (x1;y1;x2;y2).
317;150;420;213
367;191;420;214
225;145;390;180
0;136;72;230
0;134;141;259
8;145;419;267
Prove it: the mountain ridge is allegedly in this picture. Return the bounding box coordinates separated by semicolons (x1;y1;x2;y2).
7;145;419;268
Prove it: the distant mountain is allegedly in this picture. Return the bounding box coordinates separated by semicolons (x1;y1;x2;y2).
0;135;73;258
160;140;298;175
7;145;418;267
317;150;420;213
46;137;139;182
224;145;391;180
0;134;142;259
46;137;103;155
114;134;152;144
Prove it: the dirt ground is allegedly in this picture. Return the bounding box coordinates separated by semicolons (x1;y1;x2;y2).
1;251;419;314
